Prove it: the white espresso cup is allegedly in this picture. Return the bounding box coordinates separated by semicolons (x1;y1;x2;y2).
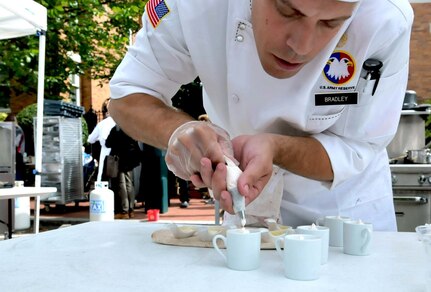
275;234;321;281
343;220;373;256
316;215;350;247
212;228;261;271
296;224;330;264
422;234;431;292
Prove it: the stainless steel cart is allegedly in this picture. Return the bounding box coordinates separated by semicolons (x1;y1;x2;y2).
34;116;84;208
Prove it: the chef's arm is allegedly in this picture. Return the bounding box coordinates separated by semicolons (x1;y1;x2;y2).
108;93;193;149
271;134;334;181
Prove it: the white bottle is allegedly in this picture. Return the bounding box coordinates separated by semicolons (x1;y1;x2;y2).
14;181;30;230
89;181;114;221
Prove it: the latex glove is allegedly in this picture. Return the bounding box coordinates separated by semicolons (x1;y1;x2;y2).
165;121;233;181
223;134;274;210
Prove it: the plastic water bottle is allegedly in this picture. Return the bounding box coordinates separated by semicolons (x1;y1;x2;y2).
14;181;30;230
89;181;114;221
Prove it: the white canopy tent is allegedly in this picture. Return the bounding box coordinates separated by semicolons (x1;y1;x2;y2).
0;0;47;233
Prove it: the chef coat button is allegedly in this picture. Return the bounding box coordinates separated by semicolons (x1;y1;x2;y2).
239;23;246;30
232;94;240;103
235;34;244;42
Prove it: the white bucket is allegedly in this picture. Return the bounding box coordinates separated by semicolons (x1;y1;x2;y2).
14;181;30;230
89;181;114;221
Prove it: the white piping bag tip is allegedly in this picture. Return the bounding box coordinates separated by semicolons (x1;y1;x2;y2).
224;155;246;227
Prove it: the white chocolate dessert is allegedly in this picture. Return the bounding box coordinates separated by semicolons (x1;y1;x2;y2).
196;226;228;242
168;223;197;239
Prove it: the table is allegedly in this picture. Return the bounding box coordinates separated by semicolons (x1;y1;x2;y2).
0;221;428;291
0;187;56;238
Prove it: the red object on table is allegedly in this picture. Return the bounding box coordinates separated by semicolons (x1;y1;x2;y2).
147;209;160;221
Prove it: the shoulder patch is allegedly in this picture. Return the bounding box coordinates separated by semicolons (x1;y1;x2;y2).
323;50;356;85
146;0;170;29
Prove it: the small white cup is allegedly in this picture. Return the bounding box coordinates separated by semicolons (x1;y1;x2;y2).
416;224;431;241
423;234;431;256
343;220;373;256
296;225;330;264
316;215;350;247
422;234;431;292
212;228;261;271
14;180;24;187
275;234;321;281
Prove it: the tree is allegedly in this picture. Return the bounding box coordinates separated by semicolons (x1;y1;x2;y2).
0;0;147;107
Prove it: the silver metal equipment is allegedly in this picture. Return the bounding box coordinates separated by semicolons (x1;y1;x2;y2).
34;116;84;209
391;164;431;231
0;121;15;188
388;96;431;232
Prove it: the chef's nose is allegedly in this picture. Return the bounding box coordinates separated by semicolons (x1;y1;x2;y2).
285;20;315;56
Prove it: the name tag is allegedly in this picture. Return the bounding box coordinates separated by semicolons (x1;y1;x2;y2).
315;92;358;106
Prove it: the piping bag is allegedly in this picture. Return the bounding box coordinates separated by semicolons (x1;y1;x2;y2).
224;155;246;227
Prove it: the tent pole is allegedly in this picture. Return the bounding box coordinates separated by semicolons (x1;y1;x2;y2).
34;30;46;234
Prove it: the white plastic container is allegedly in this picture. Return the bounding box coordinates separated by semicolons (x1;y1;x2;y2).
89;181;114;221
14;181;30;230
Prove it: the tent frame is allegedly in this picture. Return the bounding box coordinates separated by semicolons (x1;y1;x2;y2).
0;0;47;234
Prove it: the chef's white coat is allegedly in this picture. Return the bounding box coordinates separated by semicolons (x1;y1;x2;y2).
110;0;414;230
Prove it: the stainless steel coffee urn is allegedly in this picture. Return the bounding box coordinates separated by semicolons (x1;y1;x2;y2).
387;90;429;160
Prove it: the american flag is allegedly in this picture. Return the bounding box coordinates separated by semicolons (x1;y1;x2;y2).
146;0;170;28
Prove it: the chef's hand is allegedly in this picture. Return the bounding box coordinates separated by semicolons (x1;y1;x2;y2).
165;121;233;188
215;134;274;213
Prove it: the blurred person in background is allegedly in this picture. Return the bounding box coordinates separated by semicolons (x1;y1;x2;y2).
5;113;25;180
87;98;116;183
106;125;141;219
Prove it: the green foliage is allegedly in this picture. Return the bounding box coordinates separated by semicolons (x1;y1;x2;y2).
0;0;147;102
0;112;7;121
16;104;38;128
81;117;88;145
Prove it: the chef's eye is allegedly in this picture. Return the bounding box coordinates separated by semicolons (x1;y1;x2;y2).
321;19;345;29
275;0;300;18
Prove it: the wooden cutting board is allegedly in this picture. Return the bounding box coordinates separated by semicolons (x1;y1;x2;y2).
151;228;276;250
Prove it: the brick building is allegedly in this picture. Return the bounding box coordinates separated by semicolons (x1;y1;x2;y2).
409;1;431;101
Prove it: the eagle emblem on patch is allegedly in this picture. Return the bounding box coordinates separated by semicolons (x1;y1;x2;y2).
323;50;356;85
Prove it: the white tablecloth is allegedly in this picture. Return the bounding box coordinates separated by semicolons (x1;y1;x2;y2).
0;221;428;292
0;186;56;200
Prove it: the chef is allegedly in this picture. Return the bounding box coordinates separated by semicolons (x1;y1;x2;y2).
109;0;414;230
